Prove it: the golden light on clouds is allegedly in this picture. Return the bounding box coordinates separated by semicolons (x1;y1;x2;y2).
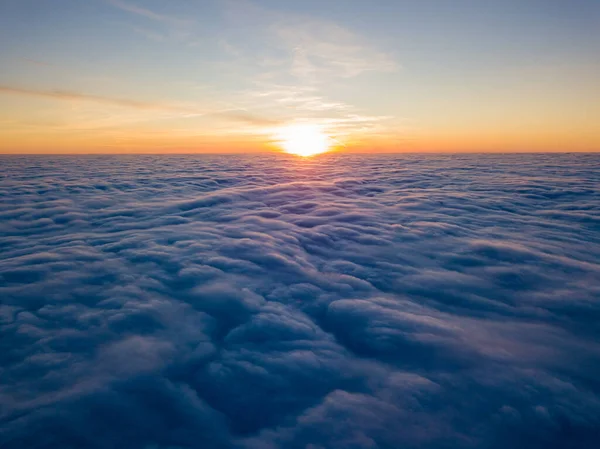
275;124;334;157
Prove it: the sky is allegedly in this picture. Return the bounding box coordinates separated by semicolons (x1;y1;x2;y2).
0;0;599;153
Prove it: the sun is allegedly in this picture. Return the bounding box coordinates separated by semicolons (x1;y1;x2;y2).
275;124;333;157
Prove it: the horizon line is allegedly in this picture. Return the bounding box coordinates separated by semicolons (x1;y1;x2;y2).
1;150;598;156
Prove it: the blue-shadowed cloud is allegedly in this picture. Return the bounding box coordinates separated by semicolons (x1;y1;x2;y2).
0;154;599;448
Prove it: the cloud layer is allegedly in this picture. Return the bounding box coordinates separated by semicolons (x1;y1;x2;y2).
1;154;599;448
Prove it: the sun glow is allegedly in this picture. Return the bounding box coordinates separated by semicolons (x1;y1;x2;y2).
275;124;333;157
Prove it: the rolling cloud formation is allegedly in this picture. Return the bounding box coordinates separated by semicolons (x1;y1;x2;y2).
1;154;599;448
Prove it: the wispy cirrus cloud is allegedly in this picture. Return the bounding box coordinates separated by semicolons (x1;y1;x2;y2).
272;19;398;81
21;58;53;67
243;84;351;113
234;84;395;141
108;0;189;26
0;85;280;132
108;0;196;44
218;0;401;142
0;85;197;112
223;0;398;84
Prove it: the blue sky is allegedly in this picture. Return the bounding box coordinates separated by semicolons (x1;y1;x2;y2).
0;0;599;152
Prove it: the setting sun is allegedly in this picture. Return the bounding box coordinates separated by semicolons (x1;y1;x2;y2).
275;124;333;157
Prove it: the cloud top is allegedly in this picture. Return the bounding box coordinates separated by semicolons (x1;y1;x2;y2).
1;153;599;448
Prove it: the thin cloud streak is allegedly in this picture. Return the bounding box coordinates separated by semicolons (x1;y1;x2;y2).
21;58;53;67
0;85;197;112
108;0;189;25
224;111;282;127
273;19;399;81
108;0;196;44
0;85;281;131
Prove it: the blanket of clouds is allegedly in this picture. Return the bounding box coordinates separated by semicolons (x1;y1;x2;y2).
1;153;599;449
